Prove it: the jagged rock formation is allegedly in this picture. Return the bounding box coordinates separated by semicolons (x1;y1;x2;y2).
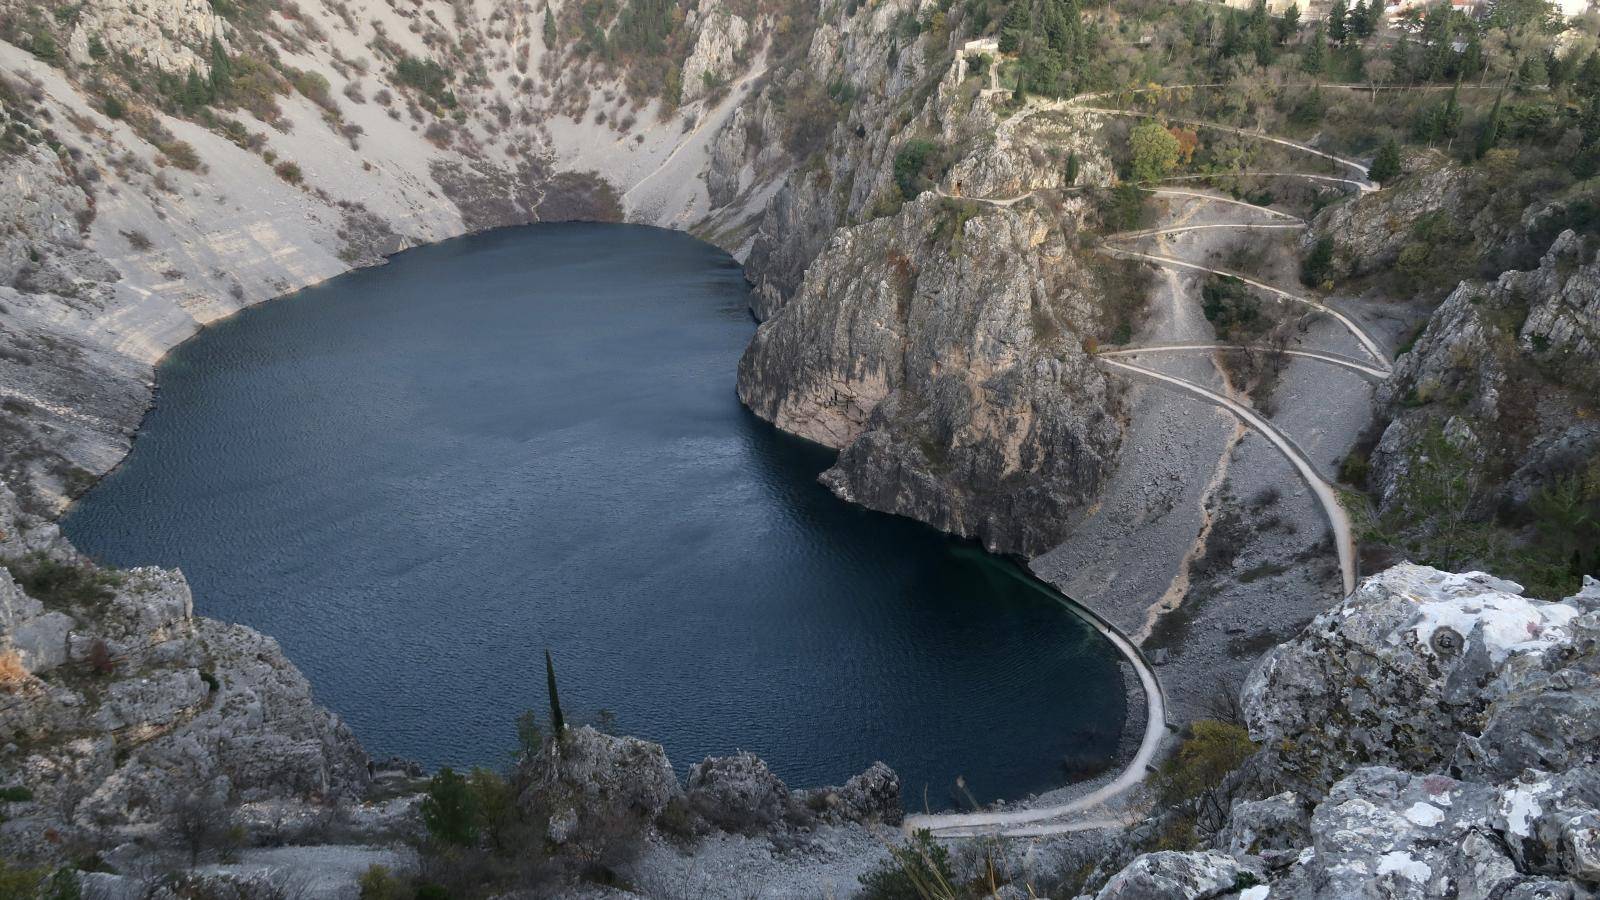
1371;229;1600;521
1090;564;1600;899
734;21;1131;554
679;0;750;106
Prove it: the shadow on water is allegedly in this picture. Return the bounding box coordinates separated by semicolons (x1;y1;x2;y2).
64;222;1126;810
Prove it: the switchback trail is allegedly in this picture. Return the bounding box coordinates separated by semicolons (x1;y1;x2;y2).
1098;246;1392;369
1105;222;1305;242
1098;343;1389;379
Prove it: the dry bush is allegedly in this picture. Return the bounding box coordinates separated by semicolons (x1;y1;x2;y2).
0;651;29;691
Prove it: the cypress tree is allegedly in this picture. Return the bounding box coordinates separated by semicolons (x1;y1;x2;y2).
1370;137;1402;183
1064;151;1079;186
209;37;232;100
1302;24;1325;75
545;649;565;735
1474;88;1503;159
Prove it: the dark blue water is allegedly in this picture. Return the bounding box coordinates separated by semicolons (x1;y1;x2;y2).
64;223;1125;808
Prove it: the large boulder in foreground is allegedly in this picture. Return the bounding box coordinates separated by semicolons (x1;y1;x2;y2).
1242;565;1594;796
1092;565;1600;899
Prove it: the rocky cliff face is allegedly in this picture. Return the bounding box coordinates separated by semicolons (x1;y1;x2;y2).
733;10;1130;554
738;194;1123;554
0;484;369;861
1092;564;1600;899
1370;229;1600;521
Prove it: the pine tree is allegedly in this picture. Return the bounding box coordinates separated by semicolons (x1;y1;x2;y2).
1363;0;1382;34
1370;137;1402;183
1276;3;1300;44
1389;32;1413;84
999;1;1031;54
545;649;565;735
1350;0;1370;37
1461;31;1484;83
1221;13;1243;58
419;768;479;847
1328;0;1348;44
182;69;211;112
1579;52;1600;99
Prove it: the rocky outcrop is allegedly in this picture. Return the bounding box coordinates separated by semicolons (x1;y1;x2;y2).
1091;564;1600;899
679;0;750;106
739;195;1123;555
521;726;683;847
1370;229;1600;518
517;726;900;848
0;488;368;860
64;0;223;74
1304;151;1476;281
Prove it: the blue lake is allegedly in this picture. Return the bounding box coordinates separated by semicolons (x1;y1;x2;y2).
64;223;1126;808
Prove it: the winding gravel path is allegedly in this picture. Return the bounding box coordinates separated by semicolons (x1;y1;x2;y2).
1098;343;1389;379
1068;107;1374;186
1099;358;1358;596
902;594;1168;838
1105;222;1306;242
1151;171;1373;190
1098;247;1392;370
909;67;1382;839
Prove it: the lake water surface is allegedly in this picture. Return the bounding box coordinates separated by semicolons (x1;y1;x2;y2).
65;223;1126;808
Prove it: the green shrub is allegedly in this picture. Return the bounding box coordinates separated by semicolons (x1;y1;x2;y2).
158;140;201;171
420;767;478;847
357;864;407;900
101;96;125;120
1;553;119;609
858;829;955;900
289;69;335;111
1300;236;1334;288
1152;720;1255;809
1098;184;1151;232
1200;275;1263;340
274;161;303;184
30;32;57;62
393;56;456;109
892;138;948;200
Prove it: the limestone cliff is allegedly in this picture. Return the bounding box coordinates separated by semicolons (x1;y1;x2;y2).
738;195;1124;555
